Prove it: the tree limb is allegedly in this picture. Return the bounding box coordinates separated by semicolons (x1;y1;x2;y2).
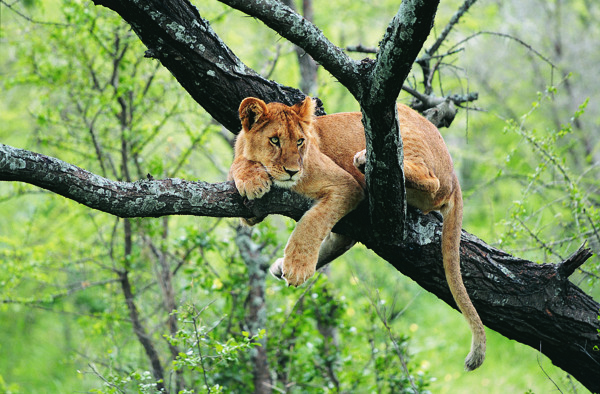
0;143;310;220
367;0;440;107
359;0;440;243
91;0;323;133
2;142;599;391
217;0;364;98
424;0;478;58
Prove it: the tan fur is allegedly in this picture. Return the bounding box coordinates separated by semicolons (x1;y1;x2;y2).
228;97;486;371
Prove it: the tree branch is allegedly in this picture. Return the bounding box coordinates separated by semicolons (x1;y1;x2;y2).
2;142;599;391
424;0;478;58
217;0;364;98
91;0;323;133
0;143;312;220
368;0;440;107
360;0;439;242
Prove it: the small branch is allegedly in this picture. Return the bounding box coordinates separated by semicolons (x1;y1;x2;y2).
449;31;557;70
404;85;479;111
0;0;72;27
425;0;478;57
356;275;418;392
557;244;594;279
88;363;126;394
119;270;166;390
345;44;378;54
400;86;478;128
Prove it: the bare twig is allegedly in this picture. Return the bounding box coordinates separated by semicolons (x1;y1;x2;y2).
192;306;212;393
425;0;479;57
354;271;418;393
88;363;126;394
0;0;71;26
345;44;378;54
449;31;557;70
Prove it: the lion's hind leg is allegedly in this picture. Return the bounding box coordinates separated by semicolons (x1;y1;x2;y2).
317;232;356;269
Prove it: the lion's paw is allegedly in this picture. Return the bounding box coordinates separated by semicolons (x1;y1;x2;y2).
278;258;315;287
353;150;367;174
235;174;272;200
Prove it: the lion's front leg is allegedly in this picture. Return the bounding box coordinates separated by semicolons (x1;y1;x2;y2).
277;185;362;286
278;203;333;286
228;157;272;226
228;157;272;201
270;232;356;280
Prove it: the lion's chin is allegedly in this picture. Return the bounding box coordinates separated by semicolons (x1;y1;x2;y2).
273;179;299;189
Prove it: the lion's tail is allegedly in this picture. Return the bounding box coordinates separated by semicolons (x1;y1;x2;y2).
441;182;486;371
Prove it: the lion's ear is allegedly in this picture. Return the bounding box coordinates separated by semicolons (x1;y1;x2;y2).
239;97;268;132
293;96;315;124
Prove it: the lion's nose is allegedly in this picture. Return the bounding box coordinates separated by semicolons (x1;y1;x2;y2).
284;167;299;177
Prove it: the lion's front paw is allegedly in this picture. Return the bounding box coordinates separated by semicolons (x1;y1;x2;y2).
353;150;366;174
279;257;315;287
235;174;272;200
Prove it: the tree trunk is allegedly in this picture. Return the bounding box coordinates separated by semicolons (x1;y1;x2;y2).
236;226;273;394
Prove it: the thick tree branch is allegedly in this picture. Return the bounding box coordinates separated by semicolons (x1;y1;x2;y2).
360;0;439;242
368;0;440;107
0;144;311;220
1;143;599;391
91;0;323;133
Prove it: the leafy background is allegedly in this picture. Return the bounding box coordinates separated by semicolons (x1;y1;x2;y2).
1;0;599;392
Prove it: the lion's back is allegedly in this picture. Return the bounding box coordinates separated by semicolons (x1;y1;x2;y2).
313;112;367;187
313;104;453;192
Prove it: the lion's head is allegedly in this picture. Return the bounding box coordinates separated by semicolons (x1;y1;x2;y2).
238;96;316;188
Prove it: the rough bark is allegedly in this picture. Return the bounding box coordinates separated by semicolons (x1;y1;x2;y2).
91;0;324;134
1;144;599;391
281;0;319;97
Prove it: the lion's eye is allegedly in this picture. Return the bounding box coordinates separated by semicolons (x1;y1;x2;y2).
297;138;305;147
269;137;280;146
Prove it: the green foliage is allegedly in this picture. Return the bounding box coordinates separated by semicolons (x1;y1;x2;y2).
495;84;599;276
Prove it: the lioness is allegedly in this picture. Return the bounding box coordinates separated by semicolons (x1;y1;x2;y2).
228;96;486;371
